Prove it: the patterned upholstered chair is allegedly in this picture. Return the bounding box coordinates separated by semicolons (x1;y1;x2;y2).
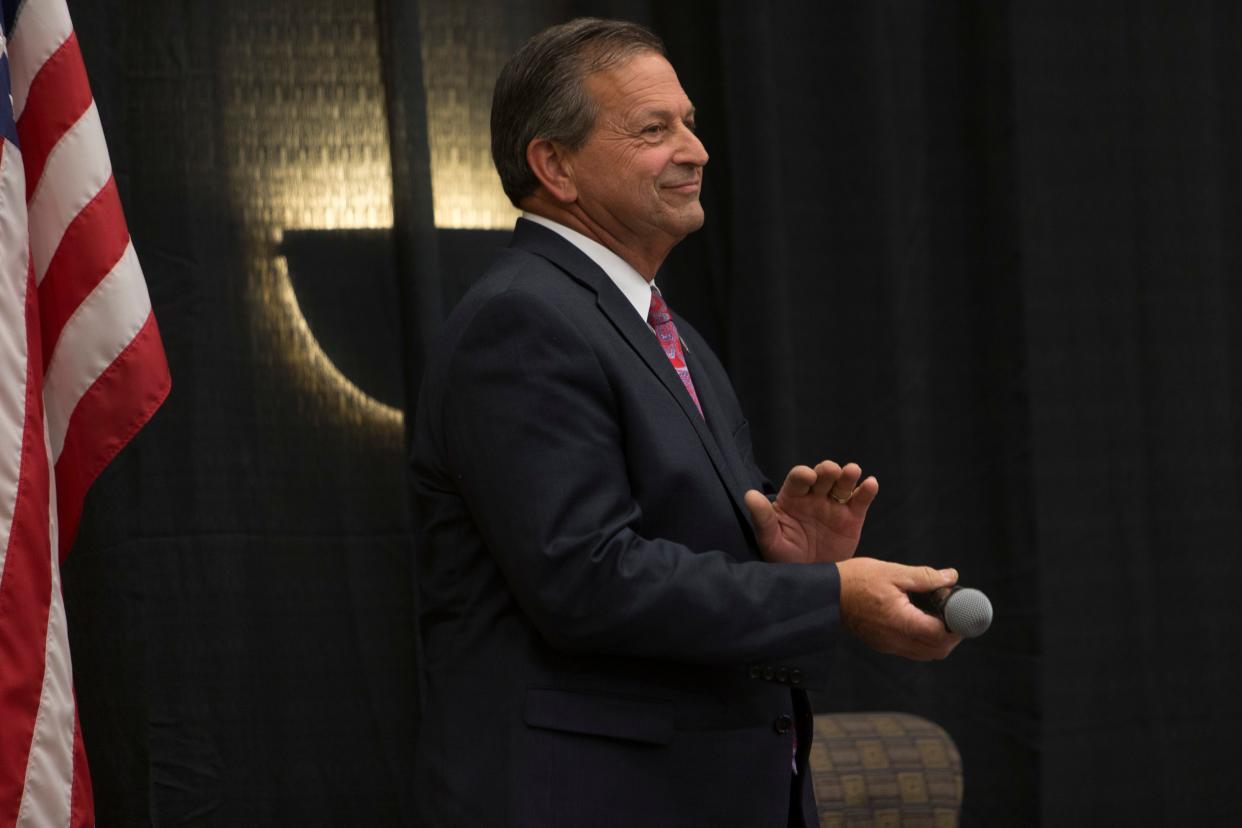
809;713;963;827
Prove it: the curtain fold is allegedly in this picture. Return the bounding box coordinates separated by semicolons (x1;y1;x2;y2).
375;0;443;446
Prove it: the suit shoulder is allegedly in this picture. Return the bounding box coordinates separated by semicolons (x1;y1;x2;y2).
468;247;584;300
413;251;593;469
424;252;594;380
437;250;583;332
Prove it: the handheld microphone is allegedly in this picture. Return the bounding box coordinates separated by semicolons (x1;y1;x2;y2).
910;586;993;638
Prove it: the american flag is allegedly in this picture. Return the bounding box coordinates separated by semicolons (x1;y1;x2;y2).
1;0;170;824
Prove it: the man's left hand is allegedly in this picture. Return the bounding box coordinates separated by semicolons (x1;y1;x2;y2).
744;461;878;564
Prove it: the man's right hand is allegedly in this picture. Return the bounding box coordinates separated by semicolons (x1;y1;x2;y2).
837;558;963;660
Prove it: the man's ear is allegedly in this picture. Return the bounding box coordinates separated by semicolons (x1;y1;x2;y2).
526;138;577;203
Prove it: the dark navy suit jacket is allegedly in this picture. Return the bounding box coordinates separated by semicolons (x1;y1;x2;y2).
411;219;840;827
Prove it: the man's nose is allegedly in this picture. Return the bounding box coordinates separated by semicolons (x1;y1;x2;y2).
674;124;709;167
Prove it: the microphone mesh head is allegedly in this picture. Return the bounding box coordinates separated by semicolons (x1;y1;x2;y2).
944;588;993;638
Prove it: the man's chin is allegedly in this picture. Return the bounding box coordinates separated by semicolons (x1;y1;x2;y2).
668;203;706;236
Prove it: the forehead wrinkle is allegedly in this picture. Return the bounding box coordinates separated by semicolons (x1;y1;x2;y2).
587;56;690;115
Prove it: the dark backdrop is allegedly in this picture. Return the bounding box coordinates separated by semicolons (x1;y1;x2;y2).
59;1;1241;825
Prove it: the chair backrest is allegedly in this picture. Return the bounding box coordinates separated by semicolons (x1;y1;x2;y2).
809;712;963;827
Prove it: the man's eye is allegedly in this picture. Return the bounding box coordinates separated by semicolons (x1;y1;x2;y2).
642;124;665;135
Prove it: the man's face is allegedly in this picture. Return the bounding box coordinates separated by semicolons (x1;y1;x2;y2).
568;52;709;250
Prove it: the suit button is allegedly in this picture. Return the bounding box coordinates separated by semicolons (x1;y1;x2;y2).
776;667;789;683
790;669;803;686
748;665;761;679
762;666;775;681
773;714;793;736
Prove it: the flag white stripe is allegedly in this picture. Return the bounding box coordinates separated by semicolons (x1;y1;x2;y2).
15;424;72;828
7;0;73;121
4;3;170;824
26;102;111;287
0;143;30;589
44;241;148;461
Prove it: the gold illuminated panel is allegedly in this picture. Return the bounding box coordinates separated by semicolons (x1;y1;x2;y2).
220;0;401;431
216;0;567;432
420;0;557;229
222;4;394;233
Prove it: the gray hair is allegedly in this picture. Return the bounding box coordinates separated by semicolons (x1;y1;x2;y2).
491;18;666;206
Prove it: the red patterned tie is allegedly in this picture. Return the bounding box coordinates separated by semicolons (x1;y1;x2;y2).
647;287;703;417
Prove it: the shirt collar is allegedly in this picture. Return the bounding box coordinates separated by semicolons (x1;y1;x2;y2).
522;212;654;320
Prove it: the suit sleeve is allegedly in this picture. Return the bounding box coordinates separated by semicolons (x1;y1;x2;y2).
441;288;839;669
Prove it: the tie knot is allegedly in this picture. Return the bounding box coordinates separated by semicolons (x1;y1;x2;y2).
647;287;672;327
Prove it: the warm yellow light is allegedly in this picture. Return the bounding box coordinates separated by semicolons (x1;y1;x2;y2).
216;0;530;436
220;3;402;432
270;246;402;428
420;0;522;230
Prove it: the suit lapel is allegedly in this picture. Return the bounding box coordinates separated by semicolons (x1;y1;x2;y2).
511;220;757;541
679;339;761;541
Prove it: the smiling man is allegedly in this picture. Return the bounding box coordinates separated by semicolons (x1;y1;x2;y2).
518;48;708;278
410;18;961;827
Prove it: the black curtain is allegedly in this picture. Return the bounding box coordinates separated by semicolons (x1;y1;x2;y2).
652;2;1241;823
651;1;1240;823
60;1;1242;825
63;1;421;824
1012;3;1242;822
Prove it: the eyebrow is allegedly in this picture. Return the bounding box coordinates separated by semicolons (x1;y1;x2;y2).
636;106;697;123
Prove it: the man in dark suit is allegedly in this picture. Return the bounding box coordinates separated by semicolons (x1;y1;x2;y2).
411;18;961;827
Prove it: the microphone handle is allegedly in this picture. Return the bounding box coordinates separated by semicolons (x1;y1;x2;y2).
909;585;959;630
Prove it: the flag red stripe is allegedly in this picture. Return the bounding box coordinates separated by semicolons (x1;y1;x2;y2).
38;175;130;371
14;32;92;202
53;312;169;559
0;266;53;827
5;4;172;819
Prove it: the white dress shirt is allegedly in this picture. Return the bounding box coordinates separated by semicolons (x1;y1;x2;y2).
522;212;656;322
